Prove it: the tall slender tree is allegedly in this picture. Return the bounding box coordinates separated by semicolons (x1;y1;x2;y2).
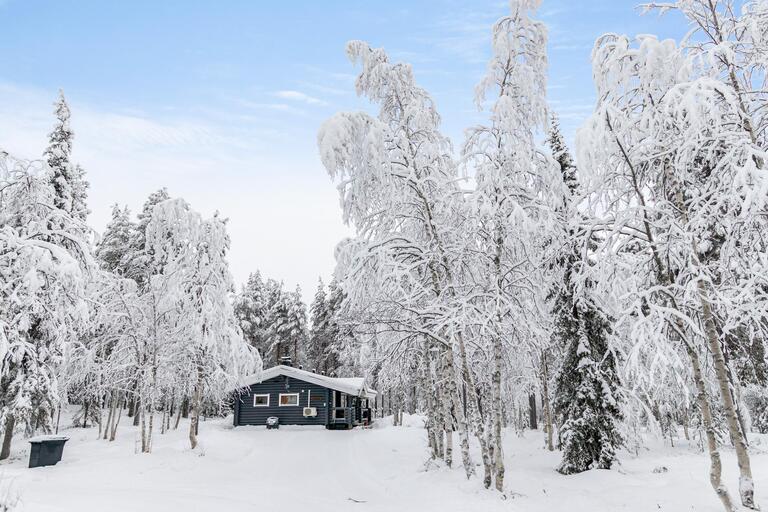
43;91;89;222
319;39;477;478
463;0;563;490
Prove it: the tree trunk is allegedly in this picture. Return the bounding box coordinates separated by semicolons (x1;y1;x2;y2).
457;337;491;487
0;415;15;460
442;348;473;478
174;401;183;430
726;361;750;447
528;393;538;430
148;409;154;452
110;401;122;442
103;396;115;440
421;355;441;460
440;371;454;467
685;339;736;512
133;397;141;427
444;419;453;467
140;408;149;453
189;368;203;450
160;400;167;435
541;351;554;451
181;397;189;419
697;279;756;509
491;333;505;492
168;398;175;430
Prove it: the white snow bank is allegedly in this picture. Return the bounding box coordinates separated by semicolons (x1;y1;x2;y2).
0;411;766;511
373;413;426;429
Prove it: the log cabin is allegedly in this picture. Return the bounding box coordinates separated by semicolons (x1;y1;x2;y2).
233;364;377;429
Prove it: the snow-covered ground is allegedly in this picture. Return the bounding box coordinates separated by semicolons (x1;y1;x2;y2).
1;412;767;511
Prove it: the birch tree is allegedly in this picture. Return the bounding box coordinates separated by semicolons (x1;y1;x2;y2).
577;29;767;510
318;40;477;478
146;199;260;450
462;0;564;489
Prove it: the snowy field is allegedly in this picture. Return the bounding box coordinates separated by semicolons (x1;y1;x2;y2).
0;413;766;512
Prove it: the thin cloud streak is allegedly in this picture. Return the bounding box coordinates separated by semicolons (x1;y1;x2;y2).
274;90;328;106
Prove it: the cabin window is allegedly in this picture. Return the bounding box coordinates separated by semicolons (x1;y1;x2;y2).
279;393;299;406
253;394;269;407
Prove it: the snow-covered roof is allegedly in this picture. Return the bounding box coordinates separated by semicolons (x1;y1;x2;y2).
243;365;378;399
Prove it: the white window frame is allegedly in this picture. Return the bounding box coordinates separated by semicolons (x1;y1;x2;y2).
253;394;270;407
278;393;300;407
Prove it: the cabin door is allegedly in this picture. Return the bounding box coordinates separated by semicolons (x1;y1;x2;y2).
332;391;347;421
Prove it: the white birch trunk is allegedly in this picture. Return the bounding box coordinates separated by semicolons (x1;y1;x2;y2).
189;366;203;450
696;279;756;509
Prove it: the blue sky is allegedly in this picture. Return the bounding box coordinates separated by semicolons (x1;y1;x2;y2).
0;0;686;301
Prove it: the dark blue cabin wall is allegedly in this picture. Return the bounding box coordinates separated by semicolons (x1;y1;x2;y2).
235;375;332;426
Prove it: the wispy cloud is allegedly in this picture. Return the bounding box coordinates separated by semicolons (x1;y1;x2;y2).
408;3;504;65
274;90;328;106
237;99;308;116
298;81;349;97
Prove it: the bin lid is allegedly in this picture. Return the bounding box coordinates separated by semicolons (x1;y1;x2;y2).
29;435;69;443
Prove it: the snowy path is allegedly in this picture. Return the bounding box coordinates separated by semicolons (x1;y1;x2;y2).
1;414;767;511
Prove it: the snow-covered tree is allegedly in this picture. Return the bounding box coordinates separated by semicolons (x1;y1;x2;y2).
43;91;89;222
146;199;260;450
234;272;308;367
554;300;622;474
95;204;134;275
307;278;353;376
0;152;90;458
122;188;170;289
546;113;577;196
320;38;478;478
461;0;565;489
267;285;308;366
577;23;768;508
234;272;270;351
308;278;330;370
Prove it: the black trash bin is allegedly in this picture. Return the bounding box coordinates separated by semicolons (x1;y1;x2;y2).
266;416;279;430
28;435;69;468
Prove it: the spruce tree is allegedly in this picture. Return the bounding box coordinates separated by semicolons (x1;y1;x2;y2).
548;112;623;474
308;278;330;372
286;285;309;365
235;273;310;367
95;204;135;274
553;299;623;474
267;285;308;366
123;188;170;287
546;113;577;197
234;271;269;352
44;91;89;221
